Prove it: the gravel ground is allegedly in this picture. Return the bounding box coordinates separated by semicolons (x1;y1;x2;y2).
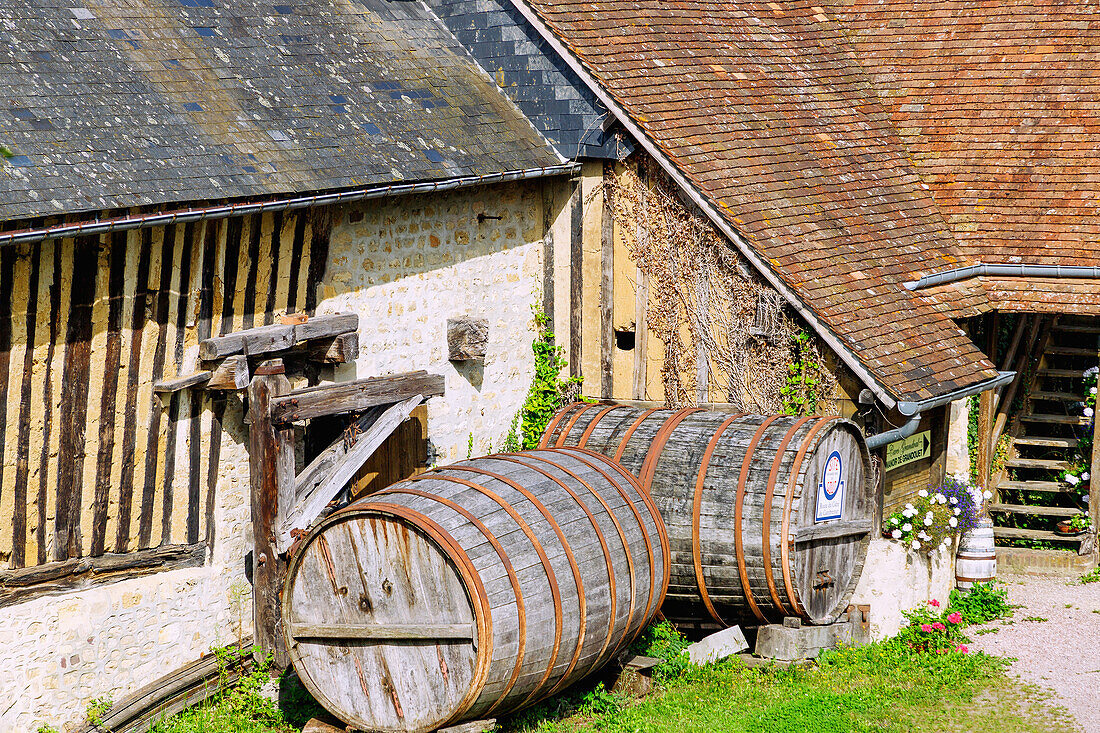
969;572;1100;732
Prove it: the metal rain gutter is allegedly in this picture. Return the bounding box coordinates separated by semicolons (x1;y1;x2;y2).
865;370;1015;449
905;263;1100;291
0;163;582;247
500;0;903;410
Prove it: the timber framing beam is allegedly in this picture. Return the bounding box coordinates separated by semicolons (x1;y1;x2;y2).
270;370;445;423
199;313;358;360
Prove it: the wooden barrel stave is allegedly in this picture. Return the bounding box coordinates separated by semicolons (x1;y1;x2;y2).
284;448;666;732
544;404;872;627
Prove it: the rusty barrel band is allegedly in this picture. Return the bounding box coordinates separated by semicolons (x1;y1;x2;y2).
562;446;671;615
400;473;566;707
379;486;527;715
612;407;660;462
525;449;650;647
539;403;583;448
690;413;745;626
346;502;494;728
554;402;604;448
638;408;704;493
578;404;620;448
761;417;813;618
488;454;614;693
735;415;782;623
779;418;834;617
444;462;587;708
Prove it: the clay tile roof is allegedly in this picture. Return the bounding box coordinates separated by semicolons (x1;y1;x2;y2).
829;0;1100;268
0;0;561;222
518;0;998;402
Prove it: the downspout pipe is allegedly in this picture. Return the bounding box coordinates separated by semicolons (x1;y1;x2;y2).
865;370;1015;449
0;163;582;247
905;264;1100;291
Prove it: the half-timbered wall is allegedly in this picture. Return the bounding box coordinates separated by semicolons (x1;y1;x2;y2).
0;209;328;579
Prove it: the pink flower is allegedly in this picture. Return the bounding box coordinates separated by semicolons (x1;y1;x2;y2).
936;648;948;654
957;644;969;654
920;624;933;633
928;599;941;607
932;622;946;631
947;612;963;624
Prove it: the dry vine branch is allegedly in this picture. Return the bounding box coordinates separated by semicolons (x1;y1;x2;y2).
600;158;837;413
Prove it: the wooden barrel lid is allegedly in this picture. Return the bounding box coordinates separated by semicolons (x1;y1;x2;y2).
786;420;872;624
283;506;489;732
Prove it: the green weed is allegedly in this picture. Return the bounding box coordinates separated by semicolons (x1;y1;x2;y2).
948;582;1014;625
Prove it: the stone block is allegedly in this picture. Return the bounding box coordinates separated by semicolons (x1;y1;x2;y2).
754;607;871;661
448;317;489;360
685;625;749;665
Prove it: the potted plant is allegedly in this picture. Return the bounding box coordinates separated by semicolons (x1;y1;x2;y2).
1056;512;1092;536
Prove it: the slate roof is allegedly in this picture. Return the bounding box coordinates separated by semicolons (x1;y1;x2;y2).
0;0;561;222
427;0;633;160
830;0;1100;270
517;0;998;402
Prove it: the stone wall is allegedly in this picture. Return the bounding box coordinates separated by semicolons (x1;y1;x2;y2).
0;401;254;733
850;539;956;640
0;177;566;731
316;179;555;461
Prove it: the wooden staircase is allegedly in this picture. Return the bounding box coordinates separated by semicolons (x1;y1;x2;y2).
989;315;1098;548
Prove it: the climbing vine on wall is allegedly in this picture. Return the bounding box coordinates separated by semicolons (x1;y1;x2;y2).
518;308;583;449
601;157;837;413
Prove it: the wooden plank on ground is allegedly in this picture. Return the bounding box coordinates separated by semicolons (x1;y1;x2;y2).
270;370;443;423
199;313;357;360
277;396;422;553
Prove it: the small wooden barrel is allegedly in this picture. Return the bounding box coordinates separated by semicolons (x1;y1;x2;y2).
283;448;669;733
541;403;873;626
955;516;996;590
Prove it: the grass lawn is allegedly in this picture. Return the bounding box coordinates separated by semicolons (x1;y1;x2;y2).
500;641;1068;733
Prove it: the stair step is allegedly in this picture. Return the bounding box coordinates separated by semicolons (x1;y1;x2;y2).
1005;457;1072;470
1053;323;1100;334
1020;413;1089;425
994;526;1085;542
1014;435;1080;448
1039;368;1091;379
1031;390;1085;402
997;480;1072;493
1046;346;1099;357
988;503;1080;517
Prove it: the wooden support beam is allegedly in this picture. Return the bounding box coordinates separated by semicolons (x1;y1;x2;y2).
270;370;444;424
207;355;250;390
200;313;357;360
791;519;873;544
248;358;293;668
153;371;212;394
292;409;383;503
277;396;423;553
306;332;359;364
1091;361;1100;561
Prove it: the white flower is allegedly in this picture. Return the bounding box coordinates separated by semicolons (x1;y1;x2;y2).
1084;472;1091;481
911;540;921;550
949;517;958;527
983;490;992;500
954;508;961;516
919;532;929;540
918;489;929;498
1067;474;1081;486
949;497;958;505
905;503;915;511
891;517;900;525
1085;366;1099;378
1091;387;1097;396
943;536;952;546
924;517;933;526
925;511;934;520
902;523;913;532
891;529;903;539
903;509;915;518
1086;407;1095;418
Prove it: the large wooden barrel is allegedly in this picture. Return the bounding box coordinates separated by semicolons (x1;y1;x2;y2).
541;403;873;627
955;516;996;590
282;448;669;733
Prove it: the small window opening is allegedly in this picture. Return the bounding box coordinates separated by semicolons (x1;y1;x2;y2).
615;328;636;351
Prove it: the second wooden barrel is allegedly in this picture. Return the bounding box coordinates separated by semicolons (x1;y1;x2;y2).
282;448;669;733
542;403;873;626
955;516;996;590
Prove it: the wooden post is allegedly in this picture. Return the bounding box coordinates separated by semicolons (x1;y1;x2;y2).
978;389;994;495
248;358;294;668
1091;360;1100;561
